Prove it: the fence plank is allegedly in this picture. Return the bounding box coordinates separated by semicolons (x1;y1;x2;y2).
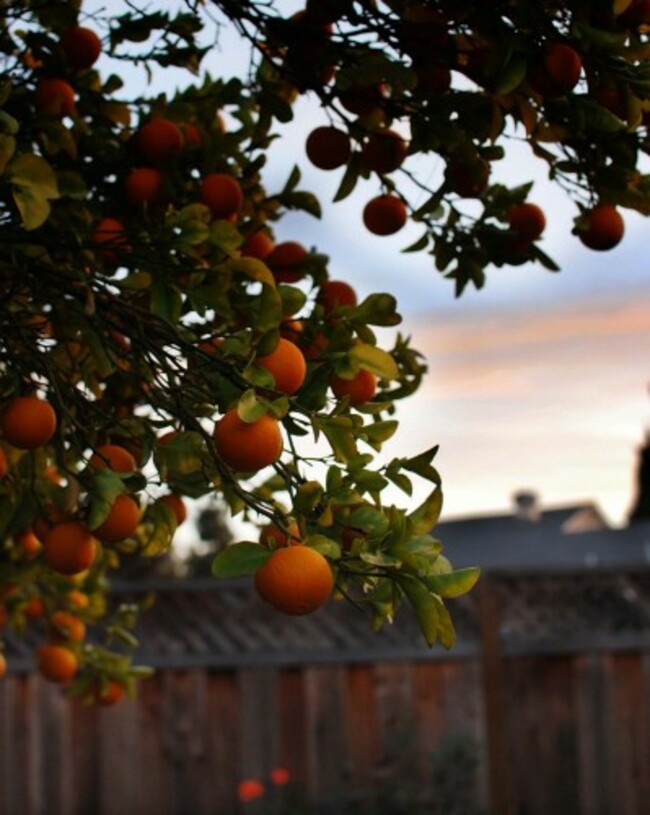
238;667;279;812
304;666;348;814
205;671;240;815
575;654;609;815
69;701;100;815
344;664;380;813
609;654;650;815
277;668;309;799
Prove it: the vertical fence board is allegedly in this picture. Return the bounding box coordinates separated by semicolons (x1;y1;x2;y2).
304;666;348;814
344;664;380;813
238;667;279;813
610;654;650;815
160;671;209;815
69;701;100;815
575;654;609;815
540;657;580;815
277;668;309;798
372;662;415;806
131;675;174;815
205;671;240;815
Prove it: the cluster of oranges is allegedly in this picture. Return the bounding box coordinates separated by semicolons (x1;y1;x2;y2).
0;7;412;692
266;1;637;257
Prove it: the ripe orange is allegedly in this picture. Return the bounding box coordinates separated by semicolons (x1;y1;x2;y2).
317;280;357;315
446;157;490;198
259;522;302;548
181;122;203;149
306;126;351;170
256;338;307;395
160;493;187;525
214;409;283;472
363;194;407;235
241;229;275;260
339;83;387;117
67;589;89;609
90;444;137;473
124;167;165;206
94;493;140;542
0;448;7;478
280;318;304;342
43;522;96;575
360;129;408;175
50;610;86;643
36;644;78;683
34;78;75;117
92;217;129;265
95;679;126;705
331;369;377;405
266;241;308;283
200;173;243;220
0;653;6;678
24;597;45;619
254;545;334;615
60;26;101;70
506;202;546;242
16;528;42;559
300;329;329;360
1;395;57;450
136;118;184;164
577;204;624;251
529;42;582;98
621;0;650;25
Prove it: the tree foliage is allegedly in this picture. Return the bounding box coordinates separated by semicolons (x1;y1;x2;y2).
0;0;647;700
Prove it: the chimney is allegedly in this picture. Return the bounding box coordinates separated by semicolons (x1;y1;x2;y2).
628;438;650;524
513;490;541;522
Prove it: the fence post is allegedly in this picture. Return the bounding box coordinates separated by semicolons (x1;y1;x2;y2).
477;574;515;815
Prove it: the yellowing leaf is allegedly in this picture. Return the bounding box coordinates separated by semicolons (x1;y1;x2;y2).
8;153;59;230
349;343;399;380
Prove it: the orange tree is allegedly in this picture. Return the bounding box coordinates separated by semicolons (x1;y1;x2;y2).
1;0;649;701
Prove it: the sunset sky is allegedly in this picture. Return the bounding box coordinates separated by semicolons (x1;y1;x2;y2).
104;4;650;529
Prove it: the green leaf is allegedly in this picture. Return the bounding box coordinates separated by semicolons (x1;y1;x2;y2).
348;343;399;380
210;219;243;255
402;446;441;483
153;431;206;480
212;542;271;578
315;416;359;463
151;283;182;324
333;153;361;202
134;500;177;556
282;164;301;193
409;487;443;534
293;481;325;515
386;469;413;495
87;470;127;531
278;190;322;218
423;566;481;598
362;420;398;448
237;389;268;422
227;257;276;286
8;153;59;230
0;135;15;174
350;294;401;327
8;153;59;198
12;187;51;231
305;534;340;559
432;594;455;649
494;57;527;95
400;577;439;647
402;231;430;253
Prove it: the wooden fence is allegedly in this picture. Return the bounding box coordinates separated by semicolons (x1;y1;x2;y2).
1;572;650;815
